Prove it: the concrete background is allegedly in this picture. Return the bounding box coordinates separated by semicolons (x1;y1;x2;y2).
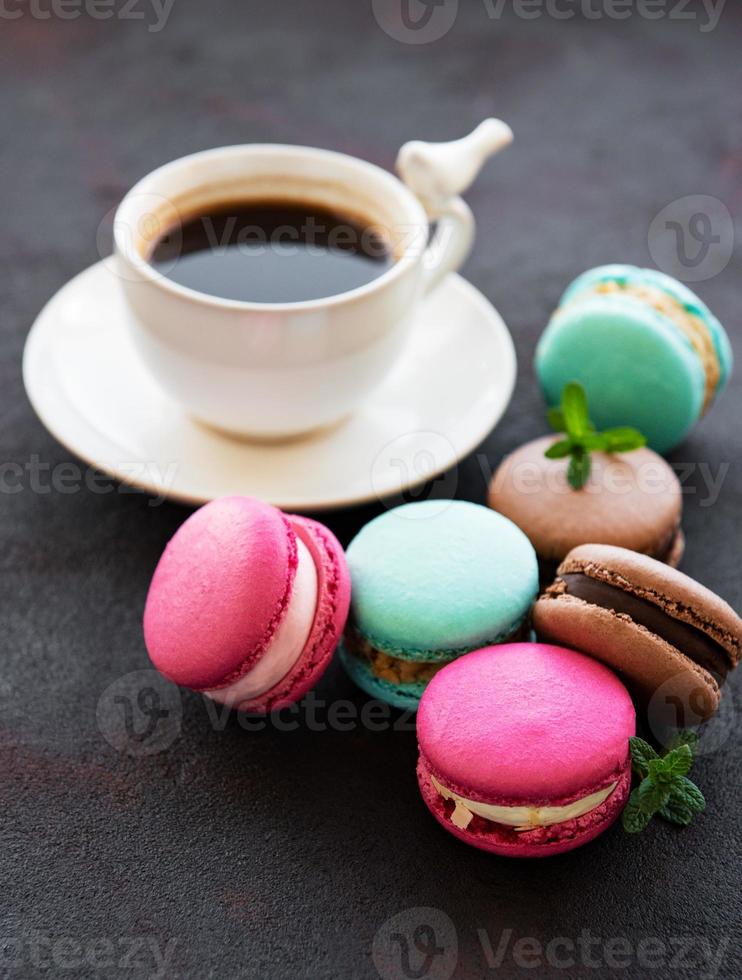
2;2;740;977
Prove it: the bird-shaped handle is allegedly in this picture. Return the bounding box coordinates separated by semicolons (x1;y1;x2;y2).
397;118;513;210
396;118;513;294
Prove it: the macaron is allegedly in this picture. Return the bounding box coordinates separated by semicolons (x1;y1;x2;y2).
417;643;635;857
339;500;538;710
533;544;742;723
535;264;733;453
144;496;350;713
488;435;684;580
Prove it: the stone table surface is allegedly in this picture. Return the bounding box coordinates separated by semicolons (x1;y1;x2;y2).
2;2;741;978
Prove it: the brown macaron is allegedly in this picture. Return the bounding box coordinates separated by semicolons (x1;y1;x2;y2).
533;544;741;723
488;436;684;580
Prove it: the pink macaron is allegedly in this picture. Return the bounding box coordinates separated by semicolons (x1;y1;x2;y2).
417;643;635;857
144;496;350;713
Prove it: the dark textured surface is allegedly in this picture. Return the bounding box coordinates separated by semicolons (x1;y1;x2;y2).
2;3;741;978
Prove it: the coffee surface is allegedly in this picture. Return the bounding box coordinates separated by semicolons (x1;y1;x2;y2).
149;199;394;303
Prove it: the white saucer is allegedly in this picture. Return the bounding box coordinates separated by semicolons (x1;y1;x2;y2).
23;261;516;510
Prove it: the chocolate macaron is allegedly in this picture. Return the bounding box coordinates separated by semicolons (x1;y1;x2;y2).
533;544;741;723
488;436;684;581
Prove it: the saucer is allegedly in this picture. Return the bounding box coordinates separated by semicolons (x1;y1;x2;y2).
23;261;516;510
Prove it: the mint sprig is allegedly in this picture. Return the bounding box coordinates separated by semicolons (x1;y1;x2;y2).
622;734;705;834
546;382;647;490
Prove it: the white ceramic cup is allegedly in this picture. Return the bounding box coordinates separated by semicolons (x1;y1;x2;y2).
114;118;512;439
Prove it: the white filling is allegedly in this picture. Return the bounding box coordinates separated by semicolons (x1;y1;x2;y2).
430;775;618;832
206;538;318;705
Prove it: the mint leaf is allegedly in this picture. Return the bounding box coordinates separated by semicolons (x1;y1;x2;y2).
581;432;609;451
623;735;704;835
629;737;660;778
648;745;693;786
637;777;672;814
567;450;591;490
672;777;705;814
658;797;695;826
622;790;653;833
666;730;700;754
543;384;648;493
601;427;647;452
658;743;693;779
547;407;566;433
545;439;573;459
659;779;705;825
562;382;591;438
648;759;673;785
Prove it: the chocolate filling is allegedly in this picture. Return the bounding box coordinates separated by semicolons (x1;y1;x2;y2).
539;527;681;588
560;573;729;682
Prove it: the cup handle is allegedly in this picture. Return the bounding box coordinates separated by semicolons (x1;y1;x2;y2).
396;118;513;295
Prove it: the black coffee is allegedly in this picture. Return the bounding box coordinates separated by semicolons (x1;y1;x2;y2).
149;199;394;303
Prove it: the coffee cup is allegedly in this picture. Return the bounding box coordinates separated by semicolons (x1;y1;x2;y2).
113;118;512;439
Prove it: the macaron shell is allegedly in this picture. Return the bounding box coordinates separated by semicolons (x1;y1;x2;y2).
144;496;297;691
338;642;426;710
532;592;720;721
533;543;741;721
416;644;635;804
347;501;538;658
237;516;350;714
417;752;631;858
666;528;685;570
557;544;742;663
536;296;705;453
561;264;732;391
488;436;682;563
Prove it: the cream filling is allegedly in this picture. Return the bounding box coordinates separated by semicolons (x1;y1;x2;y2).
568;280;720;412
430;774;618;832
206;538;318;706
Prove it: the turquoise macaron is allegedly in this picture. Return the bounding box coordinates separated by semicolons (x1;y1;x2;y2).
339;500;539;710
535;264;733;453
